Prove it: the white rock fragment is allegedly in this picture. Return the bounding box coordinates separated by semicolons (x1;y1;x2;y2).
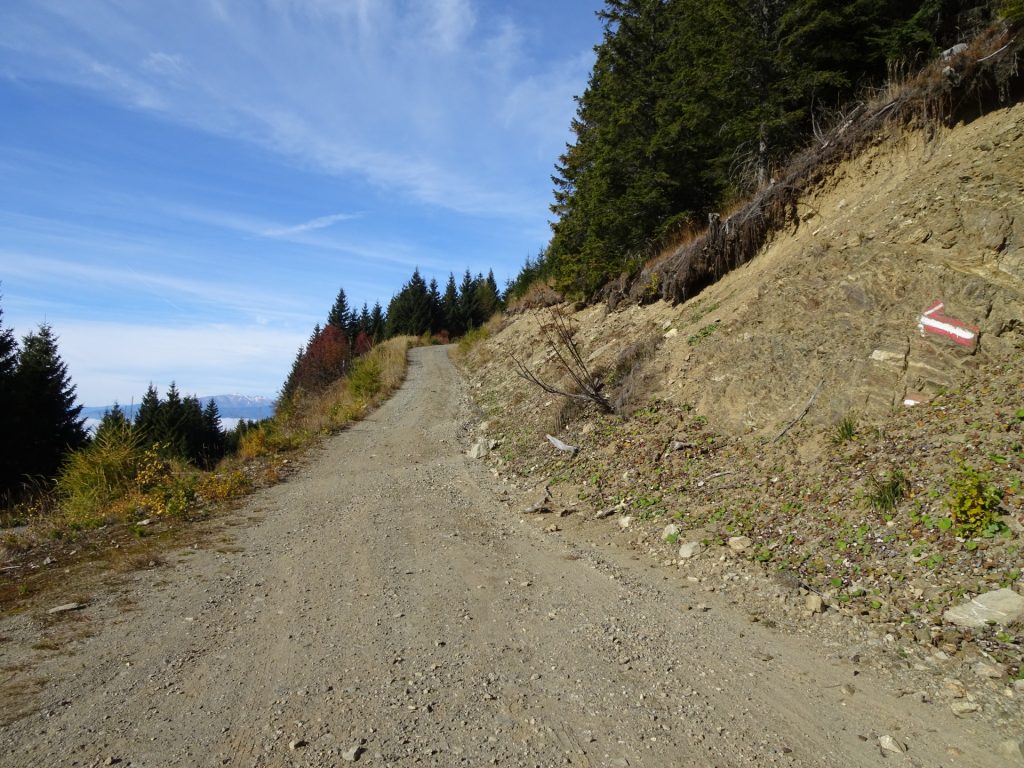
661;523;680;542
878;735;905;754
342;745;363;762
678;541;703;560
47;602;85;614
467;438;490;459
944;588;1024;628
805;594;824;614
950;701;980;716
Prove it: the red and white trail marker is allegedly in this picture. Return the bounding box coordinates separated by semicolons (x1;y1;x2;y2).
917;300;978;351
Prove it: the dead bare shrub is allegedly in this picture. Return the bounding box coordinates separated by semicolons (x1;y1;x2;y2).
512;307;612;413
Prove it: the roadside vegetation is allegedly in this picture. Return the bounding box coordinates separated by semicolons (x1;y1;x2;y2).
1;263;505;600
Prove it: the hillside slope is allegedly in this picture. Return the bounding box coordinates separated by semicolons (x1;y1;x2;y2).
461;102;1024;737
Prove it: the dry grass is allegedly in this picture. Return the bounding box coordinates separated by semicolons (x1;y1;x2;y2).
608;335;663;415
265;336;413;449
506;280;564;313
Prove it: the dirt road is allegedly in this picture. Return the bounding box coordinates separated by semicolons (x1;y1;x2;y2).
0;347;1012;766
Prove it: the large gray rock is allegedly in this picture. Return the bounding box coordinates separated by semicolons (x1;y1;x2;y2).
944;588;1024;629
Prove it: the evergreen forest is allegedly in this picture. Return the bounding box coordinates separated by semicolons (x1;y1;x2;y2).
515;0;1013;299
279;268;502;404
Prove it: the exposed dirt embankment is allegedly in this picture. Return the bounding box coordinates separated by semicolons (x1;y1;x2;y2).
460;104;1024;742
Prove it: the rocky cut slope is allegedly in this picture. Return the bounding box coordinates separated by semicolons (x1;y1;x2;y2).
460;101;1024;733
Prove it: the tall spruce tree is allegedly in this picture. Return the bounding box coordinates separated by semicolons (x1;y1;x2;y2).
327;288;354;339
12;324;87;484
200;399;225;469
441;273;462;336
458;270;478;331
134;384;163;445
369;302;386;343
0;300;20;495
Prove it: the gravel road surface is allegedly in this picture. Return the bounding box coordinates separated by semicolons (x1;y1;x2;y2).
0;347;1010;766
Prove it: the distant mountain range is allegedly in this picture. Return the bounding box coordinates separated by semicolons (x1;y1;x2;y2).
81;394;276;423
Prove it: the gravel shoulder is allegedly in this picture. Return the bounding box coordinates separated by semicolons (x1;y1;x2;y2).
0;346;1013;767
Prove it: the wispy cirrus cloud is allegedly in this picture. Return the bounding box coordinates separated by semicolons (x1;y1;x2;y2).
1;250;307;323
0;0;595;219
260;211;362;238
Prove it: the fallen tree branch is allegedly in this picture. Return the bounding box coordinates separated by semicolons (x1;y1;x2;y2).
977;38;1015;63
772;380;825;443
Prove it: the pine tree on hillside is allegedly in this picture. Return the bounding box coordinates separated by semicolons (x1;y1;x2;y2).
385;269;433;337
159;382;186;457
428;278;442;334
458;270;478;331
441;273;462;336
134;384;163;445
358;303;371;334
278;346;306;405
178;393;205;463
95;403;132;443
327;288;354;338
0;300;20;496
200;399;226;469
369;302;386;343
12;324;87;484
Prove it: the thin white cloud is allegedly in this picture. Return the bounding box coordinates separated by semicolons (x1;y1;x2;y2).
1;251;306;322
160;204;431;269
55;320;305;404
428;0;475;53
0;0;594;220
261;211;361;237
142;51;186;77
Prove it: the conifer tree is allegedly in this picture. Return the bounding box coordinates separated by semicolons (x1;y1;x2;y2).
441;273;462;336
369;303;386;343
358;303;371;334
134;384;163;445
95;403;132;443
458;270;478;331
278;346;306;405
0;300;20;495
11;324;87;484
428;278;442;334
327;288;354;339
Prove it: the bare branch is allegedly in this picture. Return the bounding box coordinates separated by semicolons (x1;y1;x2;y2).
511;307;613;413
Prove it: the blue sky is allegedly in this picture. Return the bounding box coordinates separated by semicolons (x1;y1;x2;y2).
0;0;603;405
